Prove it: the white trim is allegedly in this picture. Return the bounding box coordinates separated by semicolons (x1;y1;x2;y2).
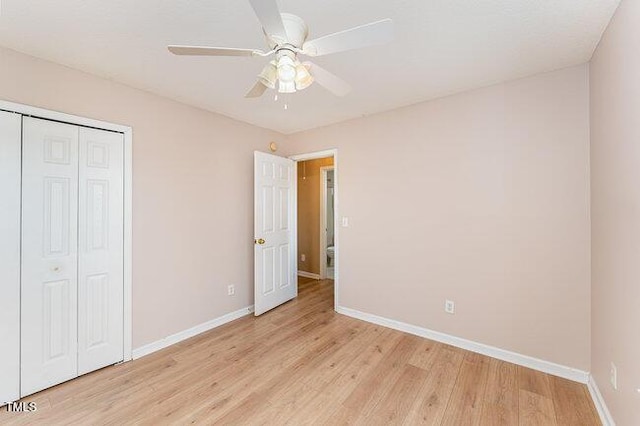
123;129;133;361
0;100;132;133
0;99;134;362
289;149;339;308
588;375;616;426
289;149;336;162
298;271;320;280
132;306;254;359
292;158;299;298
319;166;335;280
336;306;590;384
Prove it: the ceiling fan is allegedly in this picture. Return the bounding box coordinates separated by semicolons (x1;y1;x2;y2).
167;0;393;98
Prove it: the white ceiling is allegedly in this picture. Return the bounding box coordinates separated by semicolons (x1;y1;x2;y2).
0;0;620;134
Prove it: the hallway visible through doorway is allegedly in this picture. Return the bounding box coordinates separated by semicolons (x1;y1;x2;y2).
296;156;336;284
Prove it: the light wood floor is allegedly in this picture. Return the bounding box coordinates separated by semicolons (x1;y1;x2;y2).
2;277;600;425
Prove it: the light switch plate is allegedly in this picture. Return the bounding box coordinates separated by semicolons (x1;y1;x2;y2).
445;300;455;314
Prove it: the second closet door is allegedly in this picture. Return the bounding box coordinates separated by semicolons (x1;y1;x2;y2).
77;127;124;375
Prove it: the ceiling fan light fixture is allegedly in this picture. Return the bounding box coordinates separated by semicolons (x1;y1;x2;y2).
278;80;296;94
257;61;277;89
277;55;297;83
294;62;314;90
168;1;393;100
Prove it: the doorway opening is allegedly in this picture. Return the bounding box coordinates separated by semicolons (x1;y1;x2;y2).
290;150;339;310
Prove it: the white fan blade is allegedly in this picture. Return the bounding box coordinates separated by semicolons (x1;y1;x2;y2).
168;45;262;57
248;0;288;41
302;19;393;57
305;62;351;97
245;81;268;98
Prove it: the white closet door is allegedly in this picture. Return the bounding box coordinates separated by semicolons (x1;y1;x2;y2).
0;111;22;404
77;127;124;374
21;117;79;397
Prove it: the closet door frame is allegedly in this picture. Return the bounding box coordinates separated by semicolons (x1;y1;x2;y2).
0;99;134;363
0;111;22;405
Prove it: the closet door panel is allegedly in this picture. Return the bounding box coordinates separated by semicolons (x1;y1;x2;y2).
21;117;79;397
0;111;22;404
78;127;124;374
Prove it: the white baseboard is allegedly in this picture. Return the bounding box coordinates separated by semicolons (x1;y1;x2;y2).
336;306;590;384
298;271;320;280
588;375;616;426
132;305;254;359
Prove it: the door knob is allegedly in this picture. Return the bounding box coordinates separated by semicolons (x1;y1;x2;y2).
255;238;266;245
51;266;61;272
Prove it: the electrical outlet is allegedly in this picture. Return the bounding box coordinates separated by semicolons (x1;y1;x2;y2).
610;362;618;390
227;285;235;296
301;253;306;262
445;300;455;314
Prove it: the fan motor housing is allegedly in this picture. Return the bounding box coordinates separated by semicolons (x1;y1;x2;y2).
265;13;308;49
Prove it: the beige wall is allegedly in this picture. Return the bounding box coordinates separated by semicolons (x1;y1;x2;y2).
590;0;640;423
0;47;285;349
297;157;334;275
283;65;591;371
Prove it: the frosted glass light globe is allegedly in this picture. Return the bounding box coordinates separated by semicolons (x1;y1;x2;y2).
277;56;297;83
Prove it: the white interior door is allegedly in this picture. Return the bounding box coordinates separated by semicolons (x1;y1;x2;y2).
254;151;296;316
0;111;22;404
77;127;124;375
21;117;79;397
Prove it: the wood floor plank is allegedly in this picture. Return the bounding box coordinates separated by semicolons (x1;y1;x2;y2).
314;327;402;404
320;403;359;426
341;334;422;419
0;278;600;425
441;351;490;426
479;358;518;426
519;389;558;426
548;375;601;426
518;365;553;398
364;364;429;425
516;365;560;426
408;338;440;370
403;344;465;425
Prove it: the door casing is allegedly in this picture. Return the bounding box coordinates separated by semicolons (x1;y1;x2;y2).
0;111;22;405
